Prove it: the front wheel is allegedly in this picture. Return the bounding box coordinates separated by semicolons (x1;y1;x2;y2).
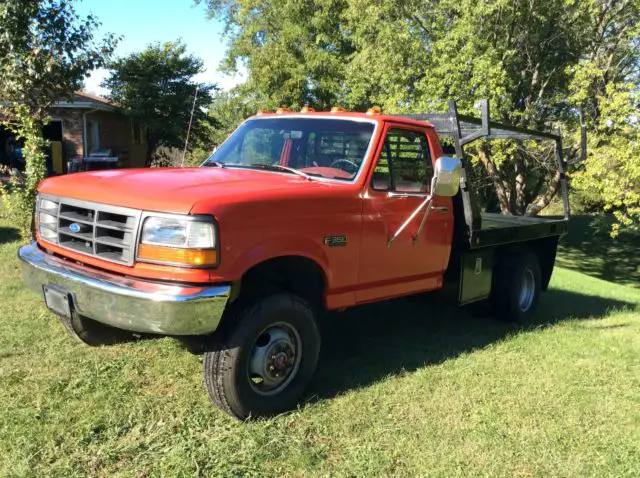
203;293;321;420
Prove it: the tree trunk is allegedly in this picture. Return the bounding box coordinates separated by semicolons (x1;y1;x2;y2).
514;150;527;215
478;143;511;214
146;138;158;167
525;170;561;216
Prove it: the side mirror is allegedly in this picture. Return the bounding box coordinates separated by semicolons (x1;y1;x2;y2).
431;156;461;197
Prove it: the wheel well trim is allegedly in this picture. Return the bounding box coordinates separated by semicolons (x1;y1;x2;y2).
233;251;331;309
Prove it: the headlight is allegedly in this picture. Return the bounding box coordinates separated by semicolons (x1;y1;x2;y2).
37;195;60;243
137;215;218;267
40;199;59;212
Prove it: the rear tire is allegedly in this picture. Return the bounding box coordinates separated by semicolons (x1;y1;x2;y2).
492;251;541;323
57;312;139;346
203;293;321;420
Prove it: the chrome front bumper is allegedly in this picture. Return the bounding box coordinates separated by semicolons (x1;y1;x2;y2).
18;242;231;335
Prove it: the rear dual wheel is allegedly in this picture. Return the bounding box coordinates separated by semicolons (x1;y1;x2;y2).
203;293;321;420
492;251;542;323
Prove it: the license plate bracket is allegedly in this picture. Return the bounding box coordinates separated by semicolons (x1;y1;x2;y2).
43;285;72;318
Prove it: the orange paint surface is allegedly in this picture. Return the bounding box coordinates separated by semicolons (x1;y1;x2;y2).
37;112;453;309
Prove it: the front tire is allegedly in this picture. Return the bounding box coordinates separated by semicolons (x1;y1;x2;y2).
57;311;140;346
203;293;321;420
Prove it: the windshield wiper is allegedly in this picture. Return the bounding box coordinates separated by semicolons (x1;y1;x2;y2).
203;161;226;168
248;163;314;181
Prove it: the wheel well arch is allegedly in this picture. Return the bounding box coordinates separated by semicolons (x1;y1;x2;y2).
529;236;560;291
493;236;560;291
236;255;328;310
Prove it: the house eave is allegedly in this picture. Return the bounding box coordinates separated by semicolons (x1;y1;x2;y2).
52;102;117;112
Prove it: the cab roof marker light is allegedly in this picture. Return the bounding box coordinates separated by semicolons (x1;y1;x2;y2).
275;107;292;114
300;106;315;113
256;109;269;115
367;107;382;115
330;106;346;113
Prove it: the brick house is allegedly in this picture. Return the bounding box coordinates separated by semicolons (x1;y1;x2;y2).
1;91;148;174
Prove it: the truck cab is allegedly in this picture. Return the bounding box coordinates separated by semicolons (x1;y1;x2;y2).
19;102;569;420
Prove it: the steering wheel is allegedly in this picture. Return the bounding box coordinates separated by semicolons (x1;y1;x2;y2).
329;158;359;173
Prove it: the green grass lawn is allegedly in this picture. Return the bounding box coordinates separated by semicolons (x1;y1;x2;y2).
1;216;639;477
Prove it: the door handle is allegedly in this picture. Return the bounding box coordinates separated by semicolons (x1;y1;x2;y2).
432;206;449;213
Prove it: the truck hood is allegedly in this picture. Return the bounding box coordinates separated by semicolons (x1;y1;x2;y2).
38;167;334;214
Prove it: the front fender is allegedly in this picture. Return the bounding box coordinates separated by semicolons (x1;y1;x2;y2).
227;234;332;287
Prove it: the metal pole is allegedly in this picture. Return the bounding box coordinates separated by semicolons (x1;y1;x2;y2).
387;195;433;247
181;85;199;167
555;137;570;219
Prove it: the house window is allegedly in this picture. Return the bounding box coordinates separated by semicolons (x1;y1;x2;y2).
372;128;434;193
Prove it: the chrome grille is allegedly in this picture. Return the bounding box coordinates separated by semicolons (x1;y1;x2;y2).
37;195;142;266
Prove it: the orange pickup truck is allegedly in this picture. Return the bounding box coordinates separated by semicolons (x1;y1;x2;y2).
19;101;569;419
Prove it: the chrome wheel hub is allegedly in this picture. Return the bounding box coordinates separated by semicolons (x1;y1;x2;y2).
248;323;301;395
518;268;535;312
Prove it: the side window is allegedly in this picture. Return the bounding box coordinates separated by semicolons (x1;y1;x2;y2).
372;129;433;193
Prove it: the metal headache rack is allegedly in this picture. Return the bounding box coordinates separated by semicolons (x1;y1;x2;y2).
401;99;562;144
396;100;572;248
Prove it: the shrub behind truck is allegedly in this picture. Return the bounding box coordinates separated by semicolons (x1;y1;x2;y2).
19;100;570;420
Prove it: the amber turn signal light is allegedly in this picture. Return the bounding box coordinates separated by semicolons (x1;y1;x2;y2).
137;243;217;267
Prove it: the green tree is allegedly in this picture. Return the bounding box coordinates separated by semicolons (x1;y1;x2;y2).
202;0;640;232
202;0;353;110
208;90;264;144
102;41;218;166
181;90;262;167
567;1;640;236
202;0;586;114
0;0;116;236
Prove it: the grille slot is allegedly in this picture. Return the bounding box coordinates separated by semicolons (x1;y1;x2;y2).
59;204;95;224
95;243;129;262
95;227;132;249
58;217;93;240
58;232;94;254
97;211;137;230
38;195;141;266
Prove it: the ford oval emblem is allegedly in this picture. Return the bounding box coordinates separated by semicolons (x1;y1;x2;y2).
69;223;82;233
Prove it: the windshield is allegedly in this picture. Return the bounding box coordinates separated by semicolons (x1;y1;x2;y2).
203;117;376;180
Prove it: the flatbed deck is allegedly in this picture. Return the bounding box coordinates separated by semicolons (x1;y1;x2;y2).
471;213;568;249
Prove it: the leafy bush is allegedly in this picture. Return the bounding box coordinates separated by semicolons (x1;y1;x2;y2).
0;110;47;240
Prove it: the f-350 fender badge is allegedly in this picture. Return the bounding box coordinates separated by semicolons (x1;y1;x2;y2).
324;235;348;247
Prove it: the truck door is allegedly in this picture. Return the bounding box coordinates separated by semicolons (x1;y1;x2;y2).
356;124;453;303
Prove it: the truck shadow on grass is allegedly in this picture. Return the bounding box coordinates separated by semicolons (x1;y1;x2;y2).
309;288;636;401
0;226;20;245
